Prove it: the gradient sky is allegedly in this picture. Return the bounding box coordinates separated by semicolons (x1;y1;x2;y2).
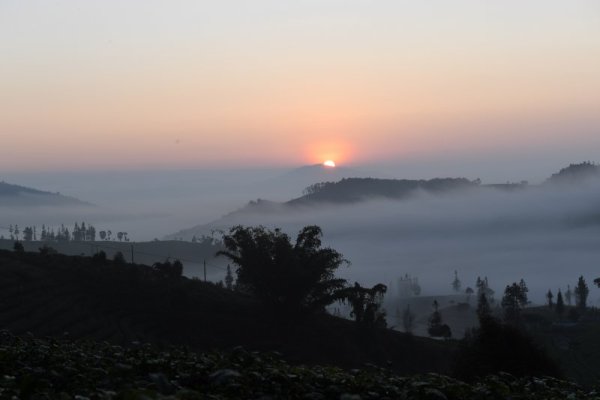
1;1;599;172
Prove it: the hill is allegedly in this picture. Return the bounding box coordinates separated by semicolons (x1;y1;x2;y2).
0;248;454;374
292;177;478;205
0;180;90;206
167;177;479;239
546;162;600;185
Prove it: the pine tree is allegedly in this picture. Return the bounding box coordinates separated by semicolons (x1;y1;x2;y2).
575;276;589;310
565;285;573;306
452;270;462;292
546;289;554;308
556;289;565;317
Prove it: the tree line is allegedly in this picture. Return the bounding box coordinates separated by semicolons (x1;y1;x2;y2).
2;223;131;242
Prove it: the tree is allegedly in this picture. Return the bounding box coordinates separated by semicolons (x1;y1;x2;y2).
501;281;529;325
402;304;415;334
153;259;183;279
428;300;452;338
113;251;126;265
556;289;565;317
477;293;491;322
99;231;107;241
452;270;461;293
476;276;495;304
217;225;348;315
465;287;474;303
546;289;554;309
575;276;589;310
225;264;234;290
565;285;573;306
341;282;387;329
13;241;24;253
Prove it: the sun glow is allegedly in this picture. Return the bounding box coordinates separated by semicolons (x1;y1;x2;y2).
323;160;336;167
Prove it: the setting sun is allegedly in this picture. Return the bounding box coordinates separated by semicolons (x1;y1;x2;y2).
323;160;336;167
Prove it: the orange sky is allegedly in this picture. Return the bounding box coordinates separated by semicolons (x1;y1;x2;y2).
1;1;599;171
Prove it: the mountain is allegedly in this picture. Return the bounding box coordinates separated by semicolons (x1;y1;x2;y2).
167;162;600;240
0;181;91;206
166;176;479;239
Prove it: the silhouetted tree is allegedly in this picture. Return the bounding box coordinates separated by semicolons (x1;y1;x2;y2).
501;281;529;325
454;317;561;381
428;300;451;338
217;225;348;316
402;304;415;334
99;231;107;241
341;282;387;329
13;241;24;253
465;287;474;303
476;293;491;322
476;276;495;304
113;251;126;265
38;245;57;256
556;289;565;317
565;284;573;306
575;276;589;310
152;259;183;279
225;264;234;290
452;270;461;293
546;289;554;309
92;250;107;264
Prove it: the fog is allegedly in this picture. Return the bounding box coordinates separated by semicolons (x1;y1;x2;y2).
3;167;600;306
173;179;600;306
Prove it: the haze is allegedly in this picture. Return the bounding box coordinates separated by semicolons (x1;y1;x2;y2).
2;2;600;314
2;1;600;171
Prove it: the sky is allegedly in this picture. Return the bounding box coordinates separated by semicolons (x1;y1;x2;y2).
1;0;600;173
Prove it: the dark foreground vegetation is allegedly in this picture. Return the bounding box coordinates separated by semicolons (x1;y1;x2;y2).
0;248;451;374
4;222;600;396
0;330;597;399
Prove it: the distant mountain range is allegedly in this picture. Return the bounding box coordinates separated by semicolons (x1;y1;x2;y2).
0;181;91;206
166;162;600;240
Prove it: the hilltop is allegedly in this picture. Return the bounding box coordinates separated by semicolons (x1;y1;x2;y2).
0;181;90;206
168;162;600;240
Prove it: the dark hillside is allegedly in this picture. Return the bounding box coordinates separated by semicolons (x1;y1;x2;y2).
290;177;478;205
0;181;90;206
0;249;454;374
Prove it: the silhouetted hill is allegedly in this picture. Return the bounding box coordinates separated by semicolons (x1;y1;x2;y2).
167;177;480;239
0;249;454;374
0;181;90;206
546;162;600;185
291;177;478;205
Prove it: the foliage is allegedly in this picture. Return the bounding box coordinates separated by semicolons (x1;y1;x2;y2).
501;280;529;325
546;289;554;308
0;331;591;399
454;317;561;381
555;290;565;316
217;225;348;315
476;276;494;304
452;270;461;292
574;276;589;310
113;251;126;265
13;241;24;253
338;282;387;329
428;300;452;338
152;259;184;279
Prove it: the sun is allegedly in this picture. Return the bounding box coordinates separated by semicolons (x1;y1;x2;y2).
323;160;336;167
